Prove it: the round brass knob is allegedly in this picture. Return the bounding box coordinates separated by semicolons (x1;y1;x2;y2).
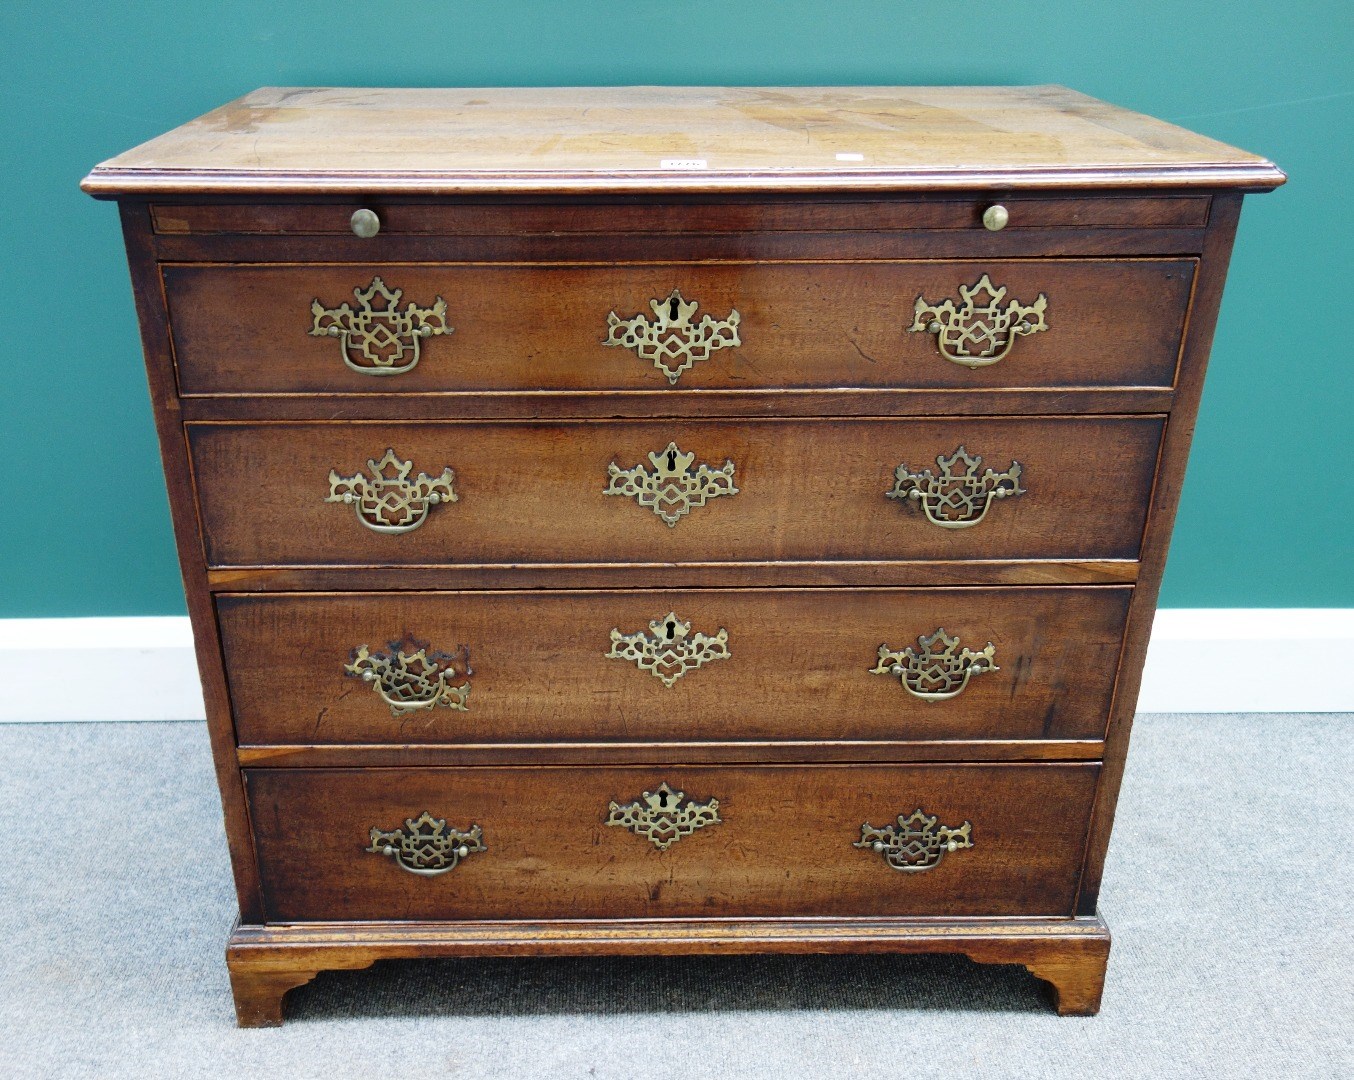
350;208;381;238
982;204;1009;231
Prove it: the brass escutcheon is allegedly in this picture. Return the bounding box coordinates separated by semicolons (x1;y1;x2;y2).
909;274;1047;367
887;445;1024;530
872;628;997;701
366;811;485;876
603;288;740;383
855;807;974;872
604;442;737;526
325;449;458;534
310;276;452;375
607;612;730;687
606;782;722;849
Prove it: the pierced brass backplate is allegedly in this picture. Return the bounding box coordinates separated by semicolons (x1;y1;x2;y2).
607;782;722;849
310;276;452;375
326;448;458;534
887;445;1024;529
366;811;485;876
909;274;1047;367
855;807;974;872
603;288;741;383
607;612;730;687
604;442;738;526
345;638;472;716
872;628;997;701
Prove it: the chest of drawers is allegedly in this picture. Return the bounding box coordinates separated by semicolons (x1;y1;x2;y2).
83;85;1282;1025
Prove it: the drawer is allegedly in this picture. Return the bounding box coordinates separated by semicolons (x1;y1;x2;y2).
151;196;1211;236
163;259;1193;394
188;416;1163;567
245;763;1099;921
218;586;1131;746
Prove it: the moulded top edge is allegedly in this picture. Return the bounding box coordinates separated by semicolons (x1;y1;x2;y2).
80;85;1286;198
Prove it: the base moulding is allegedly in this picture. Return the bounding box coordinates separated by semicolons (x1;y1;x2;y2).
226;912;1111;1026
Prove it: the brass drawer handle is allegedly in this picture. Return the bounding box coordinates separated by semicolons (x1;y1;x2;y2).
367;811;485;876
872;628;997;701
855;807;973;872
309;275;452;375
607;782;721;849
604;288;741;384
604;441;737;526
345;638;472;716
909;274;1047;368
607;612;730;687
326;449;458;534
887;445;1024;529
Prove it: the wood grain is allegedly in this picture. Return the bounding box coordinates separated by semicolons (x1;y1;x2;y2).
244;763;1099;922
163;259;1193;394
205;560;1140;592
187;416;1165;567
81;85;1284;196
217;586;1131;746
234;739;1106;768
116;203;266;922
177;388;1178;423
1074;194;1246;914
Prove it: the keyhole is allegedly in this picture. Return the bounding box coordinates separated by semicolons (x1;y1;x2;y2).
666;449;678;470
668;297;680;320
657;789;670;807
665;620;676;639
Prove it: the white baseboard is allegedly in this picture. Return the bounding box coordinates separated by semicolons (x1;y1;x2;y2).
0;609;1349;722
0;617;206;722
1136;608;1352;713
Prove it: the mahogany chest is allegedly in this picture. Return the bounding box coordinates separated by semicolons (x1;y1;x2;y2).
83;86;1283;1024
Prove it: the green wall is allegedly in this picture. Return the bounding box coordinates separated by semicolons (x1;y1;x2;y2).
3;1;1349;615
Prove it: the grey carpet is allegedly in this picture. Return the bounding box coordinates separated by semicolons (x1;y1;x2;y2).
0;715;1349;1080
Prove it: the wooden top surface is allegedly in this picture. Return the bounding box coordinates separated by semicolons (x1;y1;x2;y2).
82;85;1284;196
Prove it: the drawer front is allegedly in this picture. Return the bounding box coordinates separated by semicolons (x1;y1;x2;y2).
151;196;1211;236
218;586;1131;746
164;259;1193;394
189;416;1163;567
245;763;1099;921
